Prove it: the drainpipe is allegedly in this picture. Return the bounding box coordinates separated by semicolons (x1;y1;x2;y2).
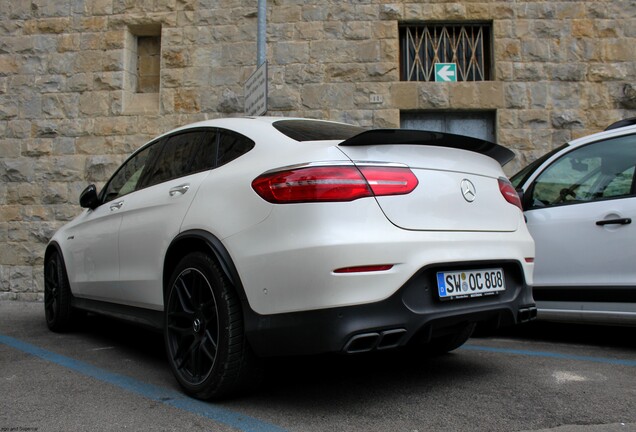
257;0;266;66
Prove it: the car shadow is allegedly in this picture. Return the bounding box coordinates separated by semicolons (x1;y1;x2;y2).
486;320;636;350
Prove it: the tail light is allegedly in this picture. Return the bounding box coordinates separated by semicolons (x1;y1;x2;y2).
252;164;418;204
498;177;523;211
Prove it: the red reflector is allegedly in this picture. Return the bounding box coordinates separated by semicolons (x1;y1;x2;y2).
525;257;535;263
334;265;393;274
498;177;523;211
252;165;418;204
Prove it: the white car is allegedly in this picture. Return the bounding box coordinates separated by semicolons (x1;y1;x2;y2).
512;121;636;326
45;117;535;399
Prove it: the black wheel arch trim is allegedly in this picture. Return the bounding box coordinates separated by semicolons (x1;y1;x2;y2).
165;230;267;349
44;241;69;281
165;230;248;303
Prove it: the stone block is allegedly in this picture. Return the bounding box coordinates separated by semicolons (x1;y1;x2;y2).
34;18;71;34
274;42;309;65
284;64;324;84
504;82;529;109
343;22;371;41
547;63;587;82
518;109;550;128
325;63;365;83
302;5;327;22
449;83;479;108
85;155;121;182
379;4;402;20
513;63;544;81
174;88;200;113
571;19;595;38
56;34;80;53
551;110;585;129
373;109;400;128
301;84;355;110
0;265;7;291
6;121;31;139
2;159;35;182
268;86;300;111
389;82;418;109
601;40;634;62
0;140;21;159
271;5;301;24
80;92;110;117
0;95;18;119
163;47;190;68
21;139;53;157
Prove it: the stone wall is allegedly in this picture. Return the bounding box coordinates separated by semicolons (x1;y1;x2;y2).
1;0;635;300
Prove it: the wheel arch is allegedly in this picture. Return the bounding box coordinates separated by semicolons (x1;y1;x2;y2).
44;241;63;264
44;241;70;283
163;230;248;305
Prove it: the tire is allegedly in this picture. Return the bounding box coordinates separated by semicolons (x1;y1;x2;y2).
44;251;74;332
164;252;258;400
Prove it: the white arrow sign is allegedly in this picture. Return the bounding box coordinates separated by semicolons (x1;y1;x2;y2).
435;63;457;82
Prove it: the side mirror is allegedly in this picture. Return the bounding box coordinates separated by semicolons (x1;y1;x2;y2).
79;184;99;209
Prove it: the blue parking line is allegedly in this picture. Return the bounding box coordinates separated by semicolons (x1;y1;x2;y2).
461;344;636;367
0;334;287;432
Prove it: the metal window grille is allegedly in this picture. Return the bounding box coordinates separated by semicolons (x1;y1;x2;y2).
400;23;492;82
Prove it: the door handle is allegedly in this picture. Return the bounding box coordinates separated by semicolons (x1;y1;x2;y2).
109;201;124;211
595;218;632;226
169;184;190;196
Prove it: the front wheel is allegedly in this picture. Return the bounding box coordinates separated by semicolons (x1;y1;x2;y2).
164;252;258;399
44;251;74;332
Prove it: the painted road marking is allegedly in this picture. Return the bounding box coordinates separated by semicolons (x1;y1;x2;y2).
0;334;286;432
462;344;636;367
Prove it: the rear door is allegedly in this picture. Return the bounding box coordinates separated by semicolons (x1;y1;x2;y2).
115;129;218;309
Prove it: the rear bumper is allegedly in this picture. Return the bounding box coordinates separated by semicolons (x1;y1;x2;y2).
244;260;535;357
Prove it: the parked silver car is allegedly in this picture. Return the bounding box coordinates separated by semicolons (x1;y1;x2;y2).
512;120;636;326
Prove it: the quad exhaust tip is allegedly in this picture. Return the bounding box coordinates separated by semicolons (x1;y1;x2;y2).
343;328;407;354
518;306;538;323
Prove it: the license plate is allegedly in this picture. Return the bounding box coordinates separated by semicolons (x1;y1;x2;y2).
437;268;505;300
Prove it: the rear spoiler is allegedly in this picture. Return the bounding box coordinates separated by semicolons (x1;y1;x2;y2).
339;129;515;166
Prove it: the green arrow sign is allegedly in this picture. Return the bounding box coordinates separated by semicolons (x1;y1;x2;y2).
435;63;457;82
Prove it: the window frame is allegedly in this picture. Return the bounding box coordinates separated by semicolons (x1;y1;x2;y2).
399;22;493;82
525;136;636;210
98;127;255;206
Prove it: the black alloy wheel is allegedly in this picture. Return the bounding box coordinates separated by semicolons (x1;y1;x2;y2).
44;251;73;332
164;252;258;399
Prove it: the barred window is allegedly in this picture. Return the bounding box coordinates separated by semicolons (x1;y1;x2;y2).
399;23;492;82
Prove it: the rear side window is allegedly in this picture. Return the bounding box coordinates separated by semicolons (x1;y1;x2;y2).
139;130;217;188
217;129;255;166
273;119;366;141
102;127;254;203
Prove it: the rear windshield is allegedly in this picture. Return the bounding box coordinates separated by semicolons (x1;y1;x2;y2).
273;119;366;142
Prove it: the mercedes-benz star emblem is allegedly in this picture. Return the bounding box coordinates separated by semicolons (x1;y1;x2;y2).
461;179;477;202
193;318;201;333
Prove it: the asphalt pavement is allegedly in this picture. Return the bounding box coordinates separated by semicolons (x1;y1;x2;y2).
1;301;635;432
